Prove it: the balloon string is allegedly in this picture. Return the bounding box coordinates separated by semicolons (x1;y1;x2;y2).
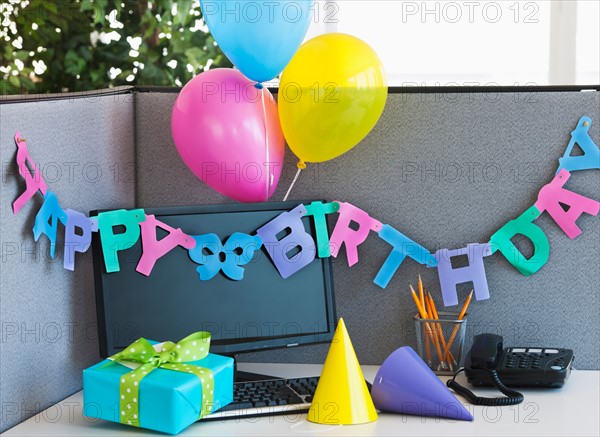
283;167;302;201
261;86;270;200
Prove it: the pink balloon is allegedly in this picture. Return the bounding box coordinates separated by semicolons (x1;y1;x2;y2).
172;68;284;202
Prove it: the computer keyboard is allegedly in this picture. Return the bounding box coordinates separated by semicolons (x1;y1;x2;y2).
206;376;373;420
205;377;320;420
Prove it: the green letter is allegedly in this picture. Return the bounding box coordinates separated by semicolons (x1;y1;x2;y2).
97;209;146;273
489;206;549;276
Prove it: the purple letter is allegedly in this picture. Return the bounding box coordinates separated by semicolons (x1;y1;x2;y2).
430;243;492;307
256;204;316;279
64;209;93;271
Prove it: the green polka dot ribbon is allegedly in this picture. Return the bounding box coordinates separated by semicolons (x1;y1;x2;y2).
106;332;214;428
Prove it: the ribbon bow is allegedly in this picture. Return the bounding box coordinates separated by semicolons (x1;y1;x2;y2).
107;332;214;428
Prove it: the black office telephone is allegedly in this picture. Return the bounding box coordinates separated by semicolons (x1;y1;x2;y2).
447;334;574;406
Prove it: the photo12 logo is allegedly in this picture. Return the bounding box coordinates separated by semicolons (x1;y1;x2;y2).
400;1;540;24
200;1;338;25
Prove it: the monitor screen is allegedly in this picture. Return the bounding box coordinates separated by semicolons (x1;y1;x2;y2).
92;201;336;357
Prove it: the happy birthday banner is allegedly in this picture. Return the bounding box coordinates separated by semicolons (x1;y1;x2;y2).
10;116;600;307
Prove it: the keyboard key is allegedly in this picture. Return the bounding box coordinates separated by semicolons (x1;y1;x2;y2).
254;401;267;408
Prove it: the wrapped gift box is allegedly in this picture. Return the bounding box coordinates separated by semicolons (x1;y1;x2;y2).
83;341;233;435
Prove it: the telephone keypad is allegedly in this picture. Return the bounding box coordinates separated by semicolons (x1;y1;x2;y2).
504;349;569;370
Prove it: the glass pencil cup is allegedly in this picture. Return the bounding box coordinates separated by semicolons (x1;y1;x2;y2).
414;312;467;375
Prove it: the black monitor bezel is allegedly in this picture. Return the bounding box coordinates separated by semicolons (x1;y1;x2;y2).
91;200;337;358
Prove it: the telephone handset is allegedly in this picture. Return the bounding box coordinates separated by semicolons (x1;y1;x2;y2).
468;333;504;369
447;334;574;406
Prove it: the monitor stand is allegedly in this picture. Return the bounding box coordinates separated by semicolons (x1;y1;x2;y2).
235;369;279;382
231;355;280;382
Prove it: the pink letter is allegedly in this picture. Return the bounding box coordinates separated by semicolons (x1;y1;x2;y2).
534;169;600;239
329;201;382;267
12;132;47;214
136;215;196;276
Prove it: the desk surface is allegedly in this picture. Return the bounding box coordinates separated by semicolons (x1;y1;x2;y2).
4;363;599;436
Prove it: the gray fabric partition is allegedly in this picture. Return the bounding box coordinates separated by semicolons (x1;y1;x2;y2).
1;87;599;432
136;90;600;370
0;90;136;432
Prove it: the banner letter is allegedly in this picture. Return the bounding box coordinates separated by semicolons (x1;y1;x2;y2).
13;132;48;214
33;191;67;259
535;169;600;239
304;201;340;258
329;201;382;267
430;243;492;307
556;116;599;174
256;205;316;279
63;209;93;271
489;206;549;276
136;215;196;276
374;224;437;288
97;209;146;273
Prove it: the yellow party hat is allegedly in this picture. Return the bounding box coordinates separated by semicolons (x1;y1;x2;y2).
307;318;378;425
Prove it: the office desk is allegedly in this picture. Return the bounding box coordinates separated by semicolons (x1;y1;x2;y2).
4;363;599;436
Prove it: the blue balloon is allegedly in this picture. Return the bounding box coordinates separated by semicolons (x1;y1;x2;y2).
199;0;313;83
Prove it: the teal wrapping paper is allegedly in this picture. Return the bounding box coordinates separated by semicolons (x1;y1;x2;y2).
83;343;233;435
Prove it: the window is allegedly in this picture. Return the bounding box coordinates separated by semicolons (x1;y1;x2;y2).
308;0;599;86
576;0;600;84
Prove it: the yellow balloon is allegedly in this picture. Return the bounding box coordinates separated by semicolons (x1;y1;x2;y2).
278;33;387;165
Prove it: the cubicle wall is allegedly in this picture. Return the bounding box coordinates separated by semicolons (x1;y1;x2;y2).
1;87;599;431
0;89;136;432
136;88;600;368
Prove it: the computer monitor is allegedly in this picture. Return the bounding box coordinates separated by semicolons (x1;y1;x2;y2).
91;201;336;359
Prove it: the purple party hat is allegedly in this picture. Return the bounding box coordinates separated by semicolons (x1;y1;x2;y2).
371;346;473;421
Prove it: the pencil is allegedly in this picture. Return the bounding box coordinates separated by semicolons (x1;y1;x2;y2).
421;286;432;367
418;275;425;313
423;294;446;364
425;293;446;347
425;293;450;369
411;286;444;363
424;292;433;318
458;290;473;320
442;290;473;360
428;292;456;366
410;285;426;318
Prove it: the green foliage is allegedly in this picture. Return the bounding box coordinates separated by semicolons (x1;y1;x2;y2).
1;0;232;94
